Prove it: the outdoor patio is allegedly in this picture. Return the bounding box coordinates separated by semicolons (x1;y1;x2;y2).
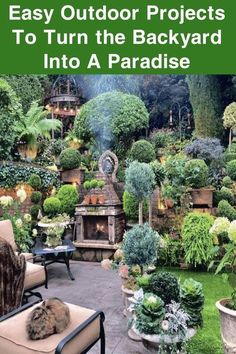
38;261;149;354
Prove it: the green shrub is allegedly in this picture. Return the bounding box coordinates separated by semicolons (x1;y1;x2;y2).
0;78;21;160
214;187;234;206
0;162;60;190
148;271;180;305
184;159;209;188
28;174;42;190
122;223;160;270
130;140;156;163
83;180;91;190
182;212;214;266
74;91;149;151
123;191;148;222
151;131;168;149
217;200;236;221
31;191;42;204
97;180;105;189
30;205;41;219
224;152;236;163
165;154;187;185
150;160;165;187
226;160;236;181
90;179;98;189
43;197;61;217
59;148;81;170
57;185;79;216
222;176;233;188
180;278;205;328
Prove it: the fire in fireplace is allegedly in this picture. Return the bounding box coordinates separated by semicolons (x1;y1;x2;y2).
84;216;109;241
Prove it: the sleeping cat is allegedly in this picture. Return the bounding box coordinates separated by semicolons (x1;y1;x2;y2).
26;298;70;340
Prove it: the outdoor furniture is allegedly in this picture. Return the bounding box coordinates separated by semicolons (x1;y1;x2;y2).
0;220;47;300
0;300;105;354
32;239;76;282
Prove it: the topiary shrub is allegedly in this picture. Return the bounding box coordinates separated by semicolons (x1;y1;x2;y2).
222;176;233;188
182;212;214;266
59;148;81;170
184;159;209;188
130;140;156;163
226;160;236;181
31;191;42;204
30;205;41;219
214;187;234;206
43;197;61;217
180;278;204;328
148;271;180;305
151;131;169;149
123;191;148;222
122;223;160;272
125;161;155;224
28;174;42;190
217;200;236;221
57;185;79;216
150;160;165;187
74;91;149;152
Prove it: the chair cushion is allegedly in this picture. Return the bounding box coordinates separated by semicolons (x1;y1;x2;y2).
0;220;17;251
24;262;46;290
0;302;100;354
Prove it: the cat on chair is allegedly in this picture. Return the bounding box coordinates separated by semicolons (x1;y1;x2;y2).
26;298;70;340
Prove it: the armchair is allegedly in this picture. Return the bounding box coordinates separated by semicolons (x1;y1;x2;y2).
0;300;105;354
0;220;47;301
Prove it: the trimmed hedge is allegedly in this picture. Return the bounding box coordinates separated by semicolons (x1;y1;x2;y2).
0;162;60;190
57;185;79;216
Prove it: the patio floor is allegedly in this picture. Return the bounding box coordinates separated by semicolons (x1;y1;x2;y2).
38;261;149;354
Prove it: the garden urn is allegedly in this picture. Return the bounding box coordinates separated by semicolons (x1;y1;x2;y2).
216;299;236;354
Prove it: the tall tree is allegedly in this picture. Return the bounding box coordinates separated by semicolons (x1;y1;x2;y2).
187;75;223;138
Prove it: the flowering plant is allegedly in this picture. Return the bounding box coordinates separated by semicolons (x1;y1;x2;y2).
0;195;33;252
209;217;230;237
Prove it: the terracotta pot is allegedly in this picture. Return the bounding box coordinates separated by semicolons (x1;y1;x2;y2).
60;168;85;184
83;195;91;204
189;188;214;208
216;298;236;354
98;195;105;204
165;198;174;209
90;195;98;205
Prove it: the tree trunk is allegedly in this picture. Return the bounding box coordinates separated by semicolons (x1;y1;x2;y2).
139;201;143;225
148;197;152;227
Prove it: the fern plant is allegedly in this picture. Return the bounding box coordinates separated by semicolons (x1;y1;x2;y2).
16;101;61;150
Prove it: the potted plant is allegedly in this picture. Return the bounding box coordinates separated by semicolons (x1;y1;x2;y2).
210;218;236;353
38;214;71;248
59;148;84;184
83;181;92;204
16;102;61;160
122;223;160;340
184;159;214;207
90;179;99;204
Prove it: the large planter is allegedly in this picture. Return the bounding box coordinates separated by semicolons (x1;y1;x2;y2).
121;285;134;317
189;188;214;208
216;298;236;354
17;144;38;160
60;168;85;184
132;326;196;353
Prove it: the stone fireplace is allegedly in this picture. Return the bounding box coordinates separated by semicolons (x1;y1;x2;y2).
74;151;125;256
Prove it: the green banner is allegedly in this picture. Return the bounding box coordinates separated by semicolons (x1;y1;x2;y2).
0;0;235;74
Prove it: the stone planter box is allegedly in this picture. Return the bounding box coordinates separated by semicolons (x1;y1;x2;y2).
189;188;214;208
60;168;85;184
216;298;236;354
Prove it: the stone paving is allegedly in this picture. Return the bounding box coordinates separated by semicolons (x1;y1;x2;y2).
38;261;149;354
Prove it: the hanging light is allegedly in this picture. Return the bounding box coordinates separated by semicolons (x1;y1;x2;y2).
169;110;173;127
